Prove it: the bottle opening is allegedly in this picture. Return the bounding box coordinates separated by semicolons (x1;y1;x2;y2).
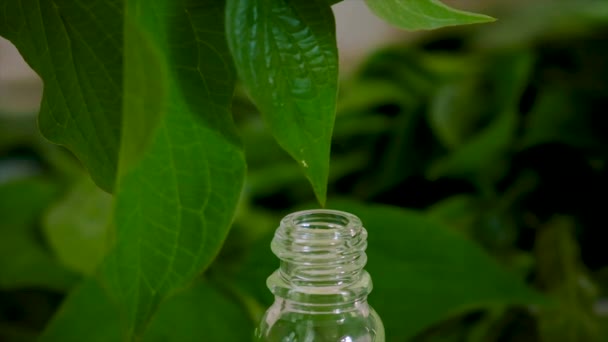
293;211;350;228
282;209;362;237
272;209;368;288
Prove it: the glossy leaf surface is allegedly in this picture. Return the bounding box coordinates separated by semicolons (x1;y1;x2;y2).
226;0;338;205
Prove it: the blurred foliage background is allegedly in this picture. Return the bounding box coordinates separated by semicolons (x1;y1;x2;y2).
2;0;608;341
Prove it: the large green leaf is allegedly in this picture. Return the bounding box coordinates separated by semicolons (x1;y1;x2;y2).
40;278;251;342
364;0;494;31
226;0;338;205
0;0;122;192
0;178;77;291
143;280;253;341
43;176;113;275
329;200;546;341
39;279;124;342
98;0;246;338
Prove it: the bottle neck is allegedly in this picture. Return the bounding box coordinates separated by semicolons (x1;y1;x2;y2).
268;210;372;304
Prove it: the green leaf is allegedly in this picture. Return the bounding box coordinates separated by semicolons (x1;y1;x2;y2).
427;110;517;179
354;48;436;109
520;88;601;150
0;178;77;291
0;177;58;227
427;194;479;235
43;176;113;275
39;279;124;342
429;79;488;150
536;217;603;342
364;0;494;31
337;79;412;114
143;281;253;341
329;200;546;341
247;153;368;199
99;0;246;337
0;0;123;192
427;52;534;179
40;278;252;342
0;215;78;292
212;230;277;319
226;0;339;205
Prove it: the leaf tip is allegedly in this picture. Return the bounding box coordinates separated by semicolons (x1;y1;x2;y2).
313;185;327;208
307;172;327;207
471;14;497;24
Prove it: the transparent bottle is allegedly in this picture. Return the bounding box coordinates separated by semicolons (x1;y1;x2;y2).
255;209;385;342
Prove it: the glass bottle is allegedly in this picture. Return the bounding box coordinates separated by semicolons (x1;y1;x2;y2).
255;209;385;342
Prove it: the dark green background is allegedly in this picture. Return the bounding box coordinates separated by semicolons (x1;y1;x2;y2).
1;1;608;341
